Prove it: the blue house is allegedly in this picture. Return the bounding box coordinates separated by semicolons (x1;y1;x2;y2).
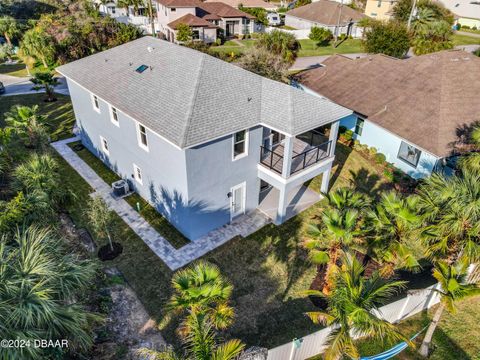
57;37;352;240
294;51;480;179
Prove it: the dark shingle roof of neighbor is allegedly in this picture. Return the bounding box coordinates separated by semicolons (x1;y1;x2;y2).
167;13;218;29
286;0;367;26
197;2;256;18
295;50;480;157
56;37;351;149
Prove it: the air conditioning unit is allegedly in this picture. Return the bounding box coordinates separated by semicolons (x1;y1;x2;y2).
112;179;130;197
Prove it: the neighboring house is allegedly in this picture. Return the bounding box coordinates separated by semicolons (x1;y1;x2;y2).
156;0;256;43
364;0;397;20
285;0;367;38
439;0;480;28
294;50;480;179
204;0;278;11
57;37;352;241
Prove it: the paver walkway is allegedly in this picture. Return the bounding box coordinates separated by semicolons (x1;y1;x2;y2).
52;137;270;271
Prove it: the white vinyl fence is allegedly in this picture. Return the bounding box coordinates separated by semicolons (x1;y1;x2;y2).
266;26;311;39
267;284;441;360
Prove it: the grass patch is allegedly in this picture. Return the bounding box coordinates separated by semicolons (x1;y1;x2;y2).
279;25;297;30
223;40;240;46
298;39;363;57
211;39;256;55
67;141;189;249
452;33;480;46
0;63;30;77
0;94;75;141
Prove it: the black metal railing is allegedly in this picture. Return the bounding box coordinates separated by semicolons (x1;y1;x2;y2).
260;146;284;174
296;129;329;147
290;140;332;175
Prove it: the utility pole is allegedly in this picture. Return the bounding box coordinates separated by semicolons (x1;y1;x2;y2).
333;0;344;48
147;0;156;37
407;0;417;30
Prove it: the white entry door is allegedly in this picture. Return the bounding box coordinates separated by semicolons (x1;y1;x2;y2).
230;182;246;219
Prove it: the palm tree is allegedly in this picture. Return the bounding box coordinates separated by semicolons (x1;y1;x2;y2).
411;7;436;34
458;125;480;174
20;28;55;69
418;261;480;357
304;253;409;360
5;105;49;149
412;20;453;55
304;188;367;294
138;312;244;360
30;71;59;102
417;171;480;265
166;261;234;330
366;191;423;277
0;16;19;47
256;29;300;63
0;226;100;360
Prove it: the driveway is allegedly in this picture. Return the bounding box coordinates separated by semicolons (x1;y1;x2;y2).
291;45;480;70
0;73;70;97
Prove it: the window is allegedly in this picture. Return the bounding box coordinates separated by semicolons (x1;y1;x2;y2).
92;95;100;112
192;30;200;40
133;164;143;185
171;7;176;11
377;0;381;6
100;136;109;155
397;141;421;167
110;106;119;125
136;64;149;73
355;118;364;136
138;124;148;150
233;130;248;160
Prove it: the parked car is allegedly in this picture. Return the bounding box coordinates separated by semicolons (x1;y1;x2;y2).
267;12;282;26
0;81;5;94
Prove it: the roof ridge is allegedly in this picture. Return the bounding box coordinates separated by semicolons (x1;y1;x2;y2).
179;53;206;148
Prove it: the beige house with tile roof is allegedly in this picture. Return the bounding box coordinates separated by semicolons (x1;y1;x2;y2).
364;0;397;20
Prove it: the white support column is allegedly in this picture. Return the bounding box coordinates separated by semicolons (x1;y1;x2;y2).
275;186;288;225
329;120;340;156
320;165;332;193
281;135;294;178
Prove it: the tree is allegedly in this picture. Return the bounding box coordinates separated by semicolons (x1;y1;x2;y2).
0;226;100;359
237;47;289;81
5;105;49;149
0;16;19;47
418;261;480;357
393;0;454;24
30;71;59;102
309;26;333;47
166;261;234;331
256;29;300;63
138;312;245;360
411;20;453;55
458;125;480;173
176;23;193;43
85;196;115;252
13;153;59;197
362;20;410;58
239;6;267;26
21;28;55;68
0;43;15;62
305;253;409;360
366;191;423;277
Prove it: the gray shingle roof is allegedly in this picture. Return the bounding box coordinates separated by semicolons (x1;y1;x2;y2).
57;37;351;148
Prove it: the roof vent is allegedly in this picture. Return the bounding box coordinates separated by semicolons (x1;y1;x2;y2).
135;64;149;73
147;46;154;52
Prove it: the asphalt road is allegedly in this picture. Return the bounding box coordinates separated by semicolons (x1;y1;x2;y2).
0;73;69;97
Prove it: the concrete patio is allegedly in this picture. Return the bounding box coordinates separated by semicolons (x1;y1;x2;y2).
258;185;321;221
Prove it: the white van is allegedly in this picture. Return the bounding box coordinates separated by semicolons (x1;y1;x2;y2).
267;12;282;26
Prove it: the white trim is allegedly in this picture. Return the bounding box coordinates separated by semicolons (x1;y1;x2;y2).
91;94;101;113
100;135;110;155
232;129;249;161
230;181;246;220
133;163;143;185
137;123;149;152
110;106;120;126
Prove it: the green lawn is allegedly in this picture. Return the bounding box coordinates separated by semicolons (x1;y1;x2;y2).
0;94;75;141
298;39;364;57
0;63;30;77
67;141;190;249
211;39;256;55
452;33;480;46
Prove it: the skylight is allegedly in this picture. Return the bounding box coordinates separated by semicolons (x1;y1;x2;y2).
136;64;149;73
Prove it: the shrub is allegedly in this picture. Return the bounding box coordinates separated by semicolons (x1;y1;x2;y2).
368;147;378;156
309;26;333;46
343;130;354;142
362;20;410;58
383;168;394;181
256;29;300;63
339;125;347;134
375;153;387;164
461;24;470;29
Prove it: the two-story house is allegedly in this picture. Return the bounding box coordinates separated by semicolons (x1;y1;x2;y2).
57;37;352;240
156;0;256;43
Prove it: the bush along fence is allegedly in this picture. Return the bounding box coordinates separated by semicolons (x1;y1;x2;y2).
266;283;441;360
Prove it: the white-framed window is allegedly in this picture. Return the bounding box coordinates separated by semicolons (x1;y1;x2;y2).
137;123;149;151
100;136;109;155
355;118;364;136
110;106;119;126
232;129;248;160
92;94;100;113
397;141;421;168
133;164;143;185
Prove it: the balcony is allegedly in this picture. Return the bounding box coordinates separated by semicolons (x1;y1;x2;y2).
259;132;333;176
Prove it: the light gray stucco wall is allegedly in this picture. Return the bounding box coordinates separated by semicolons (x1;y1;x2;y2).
184;126;263;240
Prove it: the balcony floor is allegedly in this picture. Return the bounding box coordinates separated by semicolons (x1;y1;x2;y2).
257;185;321;221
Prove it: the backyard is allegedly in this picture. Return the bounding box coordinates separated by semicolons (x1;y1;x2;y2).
2;94;479;357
